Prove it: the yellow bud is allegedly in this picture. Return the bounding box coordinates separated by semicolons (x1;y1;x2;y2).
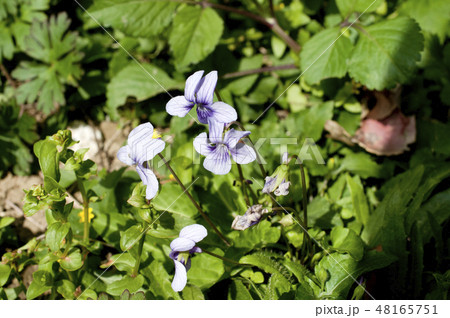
152;130;162;139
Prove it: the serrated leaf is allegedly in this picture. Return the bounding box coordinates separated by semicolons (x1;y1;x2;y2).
89;0;179;37
400;0;450;41
11;13;82;113
106;63;182;119
0;24;14;61
169;6;224;68
348;17;424;90
300;27;353;84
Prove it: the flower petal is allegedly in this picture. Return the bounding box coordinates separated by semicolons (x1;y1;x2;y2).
166;96;194;117
203;145;231;175
170;237;196;252
196;71;217;105
224;129;251;148
136;164;159;200
172;260;187;292
262;176;277;194
274;180;291;196
179;224;207;243
117;145;134;166
208;119;224;144
185;70;204;102
209;102;238;123
193;132;213;156
196;105;214;124
133;138;165;164
128;123;154;146
230;143;256;165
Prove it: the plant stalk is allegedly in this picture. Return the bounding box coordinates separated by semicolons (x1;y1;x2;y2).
158;153;231;246
202;249;250;266
132;226;148;277
237;164;250;206
77;178;90;245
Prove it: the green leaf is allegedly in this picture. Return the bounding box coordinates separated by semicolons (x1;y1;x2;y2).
335;0;383;16
89;0;179;37
230;220;281;251
46;221;70;252
12;13;82;113
0;217;14;229
34;140;60;182
142;261;181;300
400;0;450;41
56;279;76;300
300;27;353;84
152;183;198;218
0;264;11;287
228;280;253;300
346;174;369;226
316;251;396;299
348;17;424;90
60;249;83;271
182;285;205;300
0;24;14;61
106;275;145;296
169;6;224;68
330;226;365;261
120;225;142;252
106;63;182;119
240;251;290;282
188;248;225;289
26;270;53;300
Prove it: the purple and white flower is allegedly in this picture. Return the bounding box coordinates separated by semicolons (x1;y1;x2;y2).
117;123;165;200
262;152;290;196
231;204;269;231
194;120;257;175
169;224;207;292
166;70;237;124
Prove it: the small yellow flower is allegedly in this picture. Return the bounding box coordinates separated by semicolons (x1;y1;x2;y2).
152;130;162;139
79;208;94;223
169;174;175;181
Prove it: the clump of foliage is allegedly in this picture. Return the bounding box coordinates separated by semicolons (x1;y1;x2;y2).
0;0;449;300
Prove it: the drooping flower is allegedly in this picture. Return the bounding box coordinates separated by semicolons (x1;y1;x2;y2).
169;224;207;292
262;152;291;196
194;120;256;175
117;123;165;200
166;70;237;124
231;204;269;231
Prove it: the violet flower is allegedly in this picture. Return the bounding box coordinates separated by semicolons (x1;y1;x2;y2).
231;205;269;231
166;70;237;124
194;120;256;175
117;123;165;200
169;224;207;292
262;152;290;196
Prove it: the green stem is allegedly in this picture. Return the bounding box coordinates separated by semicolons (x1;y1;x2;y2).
237;164;250;206
132;226;148;277
202;249;250;266
158;153;231;246
77;177;90;245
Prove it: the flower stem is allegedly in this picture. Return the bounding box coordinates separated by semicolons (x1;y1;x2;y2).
202;249;250;266
230;121;267;178
132;226;148;277
237;164;250;206
77;177;90;245
158;153;231;247
297;160;311;254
